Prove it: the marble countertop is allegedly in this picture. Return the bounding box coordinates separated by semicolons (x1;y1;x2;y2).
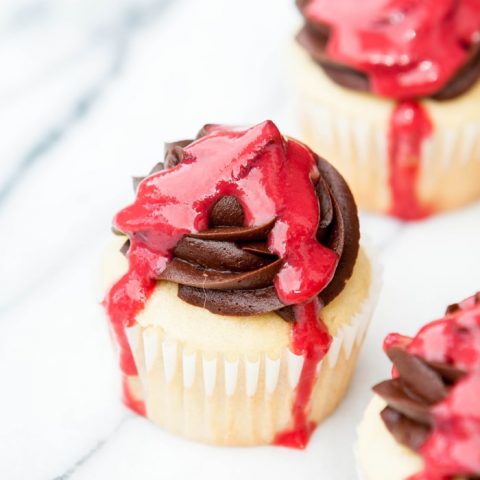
1;1;479;479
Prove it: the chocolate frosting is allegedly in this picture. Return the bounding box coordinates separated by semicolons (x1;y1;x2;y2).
122;128;360;319
373;346;468;447
372;302;477;459
296;2;480;100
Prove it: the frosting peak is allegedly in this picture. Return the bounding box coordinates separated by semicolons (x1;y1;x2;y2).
116;121;336;304
117;121;360;319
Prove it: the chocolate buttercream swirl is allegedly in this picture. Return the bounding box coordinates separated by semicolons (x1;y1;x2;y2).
122;128;359;320
373;347;466;451
296;1;480;100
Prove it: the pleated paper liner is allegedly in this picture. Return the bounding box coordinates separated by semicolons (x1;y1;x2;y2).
122;244;381;446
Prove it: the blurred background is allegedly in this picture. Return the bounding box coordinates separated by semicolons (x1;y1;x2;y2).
1;1;479;479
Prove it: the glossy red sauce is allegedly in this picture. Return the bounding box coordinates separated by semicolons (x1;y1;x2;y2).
104;121;336;443
385;294;480;479
388;100;432;220
302;0;480;220
274;298;331;448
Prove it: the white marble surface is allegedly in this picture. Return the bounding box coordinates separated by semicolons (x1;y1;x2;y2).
0;1;479;479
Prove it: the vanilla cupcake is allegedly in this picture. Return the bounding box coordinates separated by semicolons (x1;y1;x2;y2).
358;293;480;479
290;0;480;220
102;121;379;447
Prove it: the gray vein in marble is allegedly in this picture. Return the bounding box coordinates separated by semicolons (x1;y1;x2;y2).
0;0;179;315
0;55;118;206
1;1;51;34
0;41;122;199
0;0;176;208
0;231;99;315
51;415;130;480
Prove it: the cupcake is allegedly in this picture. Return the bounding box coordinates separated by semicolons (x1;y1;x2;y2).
101;120;379;448
357;293;480;479
290;0;480;220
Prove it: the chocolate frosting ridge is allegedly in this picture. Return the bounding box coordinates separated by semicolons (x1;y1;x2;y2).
124;131;359;319
373;349;467;453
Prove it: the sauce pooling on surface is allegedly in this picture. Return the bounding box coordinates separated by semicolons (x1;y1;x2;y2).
104;121;341;447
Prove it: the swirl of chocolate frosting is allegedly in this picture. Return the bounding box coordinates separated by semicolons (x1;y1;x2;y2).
296;0;480;100
373;347;466;451
121;126;360;320
373;294;480;479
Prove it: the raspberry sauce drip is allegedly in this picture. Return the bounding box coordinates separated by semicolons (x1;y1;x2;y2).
104;121;338;436
388;100;432;220
273;298;332;448
385;294;480;479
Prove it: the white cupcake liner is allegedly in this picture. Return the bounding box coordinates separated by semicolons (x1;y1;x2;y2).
294;74;480;212
126;288;379;400
301;96;480;169
298;94;388;167
121;244;381;445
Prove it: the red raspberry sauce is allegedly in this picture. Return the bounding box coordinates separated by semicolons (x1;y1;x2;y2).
103;121;338;446
273;298;332;448
386;294;480;479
